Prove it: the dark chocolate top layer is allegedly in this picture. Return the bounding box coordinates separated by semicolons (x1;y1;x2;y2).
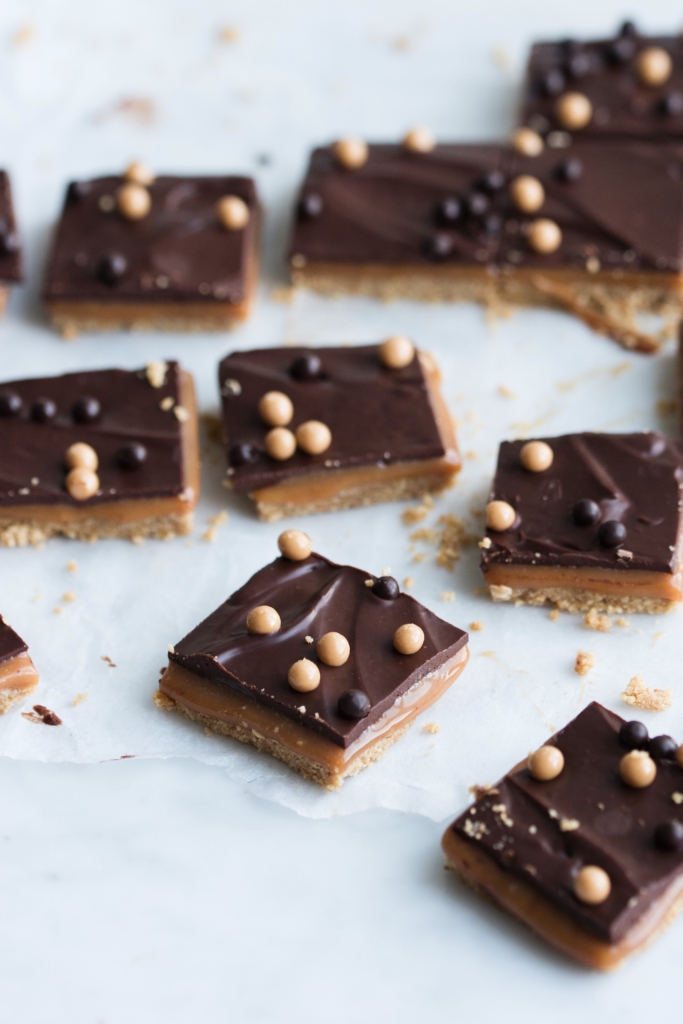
288;143;683;274
170;552;468;748
481;432;683;575
0;363;192;507
0;171;22;284
43;175;257;305
521;24;683;141
219;345;450;492
0;617;27;666
450;702;683;944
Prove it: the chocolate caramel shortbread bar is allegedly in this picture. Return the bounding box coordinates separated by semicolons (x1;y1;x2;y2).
0;617;39;714
0;171;22;318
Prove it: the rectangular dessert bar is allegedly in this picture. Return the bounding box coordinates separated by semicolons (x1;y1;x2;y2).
219;341;460;520
0;170;22;316
0;617;39;714
0;361;199;546
288;140;683;352
155;531;469;788
480;432;683;614
42;166;259;334
443;702;683;970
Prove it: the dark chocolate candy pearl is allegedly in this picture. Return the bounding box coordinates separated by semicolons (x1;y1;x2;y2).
609;36;635;63
619;719;649;750
425;233;453;260
117;442;147;469
619;20;638;37
337;689;371;720
298;193;323;219
290;353;323;380
68;180;92;203
654;820;683;852
72;396;101;424
98;252;128;285
648;735;678;760
435;197;461;225
0;231;20;255
566;52;591;78
31;398;57;423
572;498;600;526
230;442;258;467
465;192;489;217
598;520;627;548
0;390;21;417
542;69;565;96
482;213;502;236
558;158;583;182
662;92;683;117
481;170;505;193
372;575;400;600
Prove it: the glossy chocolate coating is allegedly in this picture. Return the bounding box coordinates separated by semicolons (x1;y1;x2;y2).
0;616;27;666
288;143;683;274
481;433;683;575
43;175;258;305
0;363;189;507
450;702;683;944
170;552;468;748
218;345;447;493
0;172;22;284
521;27;683;140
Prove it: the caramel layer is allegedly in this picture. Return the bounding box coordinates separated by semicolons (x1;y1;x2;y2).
160;645;469;776
0;652;39;692
442;828;683;971
483;563;683;603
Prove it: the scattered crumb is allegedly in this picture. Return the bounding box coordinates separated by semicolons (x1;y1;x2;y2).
392;34;412;51
651;631;665;645
497;384;516;398
423;722;441;734
440;590;456;602
66;560;78;574
202;509;229;543
204;726;214;736
12;24;34;47
469;621;484;631
381;566;391;576
297;705;306;714
401;494;434;524
584;609;612;632
146;360;168;388
173;405;189;423
478;536;492;549
72;692;89;706
559;818;580;832
217;25;240;43
62;591;76;603
464;449;478;461
491;46;511;71
549;609;560;621
168;644;175;654
673;792;683;805
131;535;145;546
438;513;475;570
270;285;293;303
656;399;677;417
575;651;595;677
621;674;672;712
478;651;496;659
53;606;63;615
23;705;62;726
160;396;174;411
403;576;415;590
101;656;116;668
615;618;629;628
469;783;499;799
364;579;373;588
94;96;156;126
201;412;223;444
305;636;314;644
33;590;40;603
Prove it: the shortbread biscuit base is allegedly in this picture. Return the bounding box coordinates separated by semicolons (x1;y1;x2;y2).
442;828;683;971
0;510;193;548
45;299;252;336
0;683;37;714
488;584;675;615
0;652;40;714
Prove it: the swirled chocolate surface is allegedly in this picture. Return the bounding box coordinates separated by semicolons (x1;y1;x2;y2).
170;552;468;747
219;345;451;492
449;702;683;944
481;432;683;574
0;617;27;666
0;363;191;507
0;171;22;284
43;175;257;304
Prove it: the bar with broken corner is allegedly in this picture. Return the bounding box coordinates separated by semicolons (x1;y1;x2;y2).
218;340;460;521
0;360;199;546
42;163;259;335
480;432;683;614
155;530;469;789
520;20;683;143
0;617;39;714
442;702;683;970
288;136;683;352
0;171;22;318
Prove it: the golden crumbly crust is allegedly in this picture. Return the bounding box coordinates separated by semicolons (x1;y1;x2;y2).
0;683;36;714
488;584;675;615
0;511;193;548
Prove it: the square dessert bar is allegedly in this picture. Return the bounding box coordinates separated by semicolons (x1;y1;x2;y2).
443;702;683;970
0;171;22;316
0;617;39;714
521;21;683;143
288;140;683;352
218;340;460;521
155;531;469;788
480;432;683;614
42;164;259;334
0;361;199;546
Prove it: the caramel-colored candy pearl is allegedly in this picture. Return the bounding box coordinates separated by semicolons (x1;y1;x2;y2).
124;162;155;186
317;632;350;667
636;46;672;88
66;466;99;501
258;391;294;427
520;440;553;473
116;183;151;220
393;623;425;655
265;427;296;461
296;420;332;455
65;442;99;472
485;500;516;532
620;749;657;788
379;335;415;369
332;138;368;169
510;175;545;214
277;529;312;561
512;127;544;157
528;745;564;781
528;218;562;254
217;195;250;231
554;92;593;130
573;865;611;905
246;605;281;635
403;127;435;154
288;658;321;693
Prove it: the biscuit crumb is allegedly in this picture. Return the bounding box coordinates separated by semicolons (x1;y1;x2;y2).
204;726;214;736
62;591;76;603
402;576;414;589
463;818;488;840
621;673;672;711
672;792;683;805
401;494;434;524
584;609;612;632
364;579;373;588
146;361;168;388
131;534;145;545
66;560;78;574
615;618;629;628
560;818;580;832
160;396;174;411
168;644;175;654
202;510;228;543
478;536;492;549
217;25;240;43
549;609;560;621
53;606;63;615
72;692;89;706
575;651;595;676
469;621;484;631
423;722;441;734
440;589;455;602
305;636;314;644
381;566;391;576
497;384;516;398
173;405;189;423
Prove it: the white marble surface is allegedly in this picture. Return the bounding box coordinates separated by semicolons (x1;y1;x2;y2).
2;0;683;1018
